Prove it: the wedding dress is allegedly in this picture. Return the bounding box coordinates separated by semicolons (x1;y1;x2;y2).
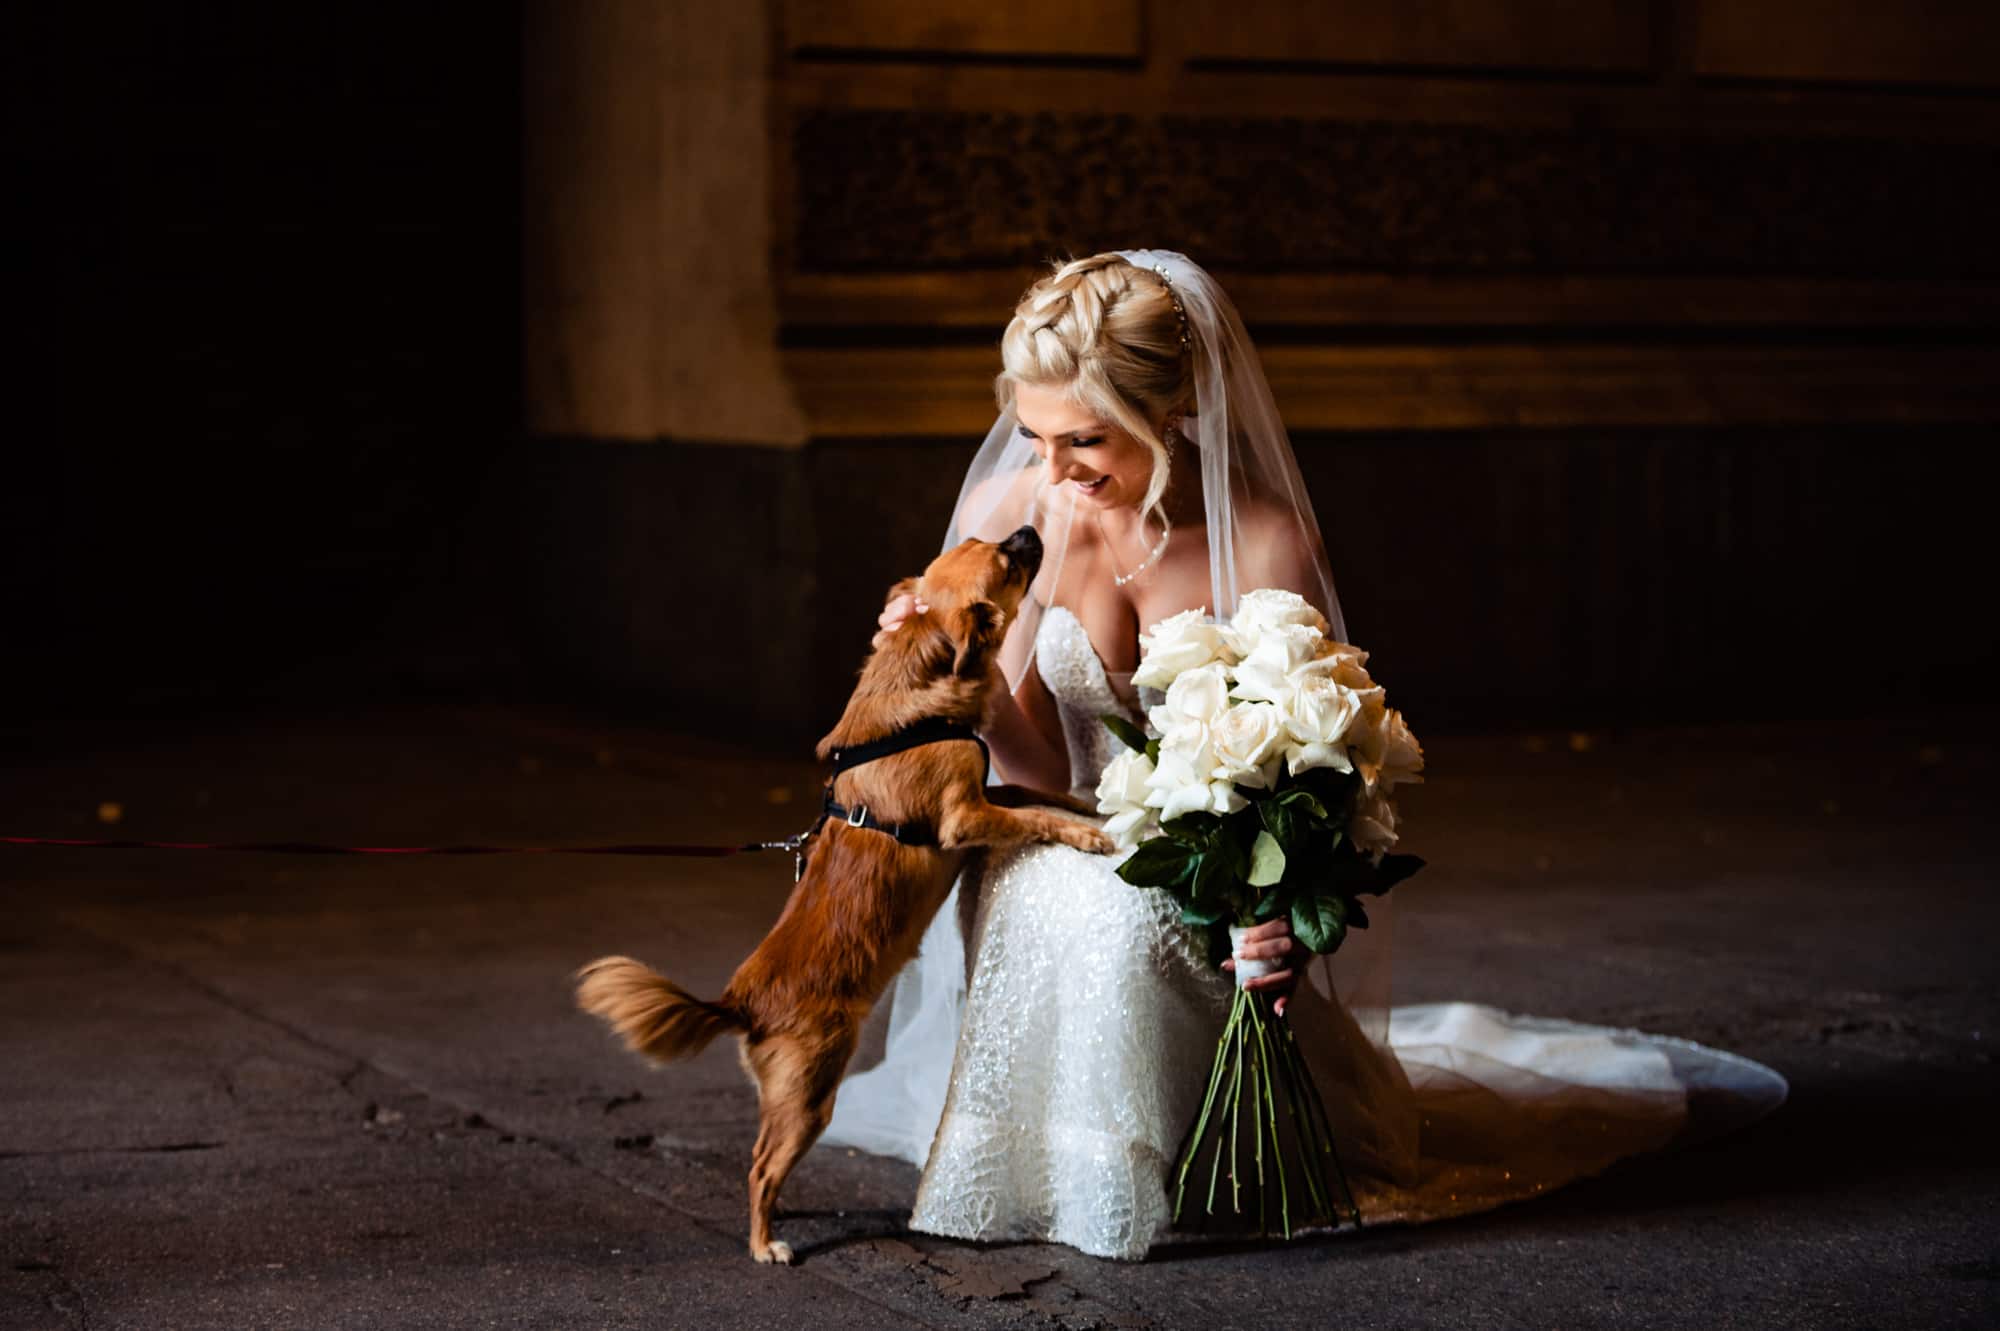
826;603;1788;1261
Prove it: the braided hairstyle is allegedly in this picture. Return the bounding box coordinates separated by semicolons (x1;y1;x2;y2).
997;252;1195;531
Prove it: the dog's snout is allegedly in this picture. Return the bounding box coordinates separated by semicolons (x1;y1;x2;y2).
1000;525;1043;575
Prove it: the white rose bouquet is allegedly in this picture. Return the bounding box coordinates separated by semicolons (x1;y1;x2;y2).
1094;588;1425;1238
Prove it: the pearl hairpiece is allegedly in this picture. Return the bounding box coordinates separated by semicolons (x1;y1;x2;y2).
1152;264;1192;351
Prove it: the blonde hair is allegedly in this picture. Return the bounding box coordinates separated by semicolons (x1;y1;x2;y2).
996;252;1194;527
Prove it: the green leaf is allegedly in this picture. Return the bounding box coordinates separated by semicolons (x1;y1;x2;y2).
1257;799;1299;856
1100;713;1151;755
1191;850;1228;903
1145;738;1161;765
1115;838;1194;890
1290;893;1350;955
1247;830;1286;887
1251;885;1288;921
1346;897;1371;931
1181;902;1228;928
1163;816;1228;859
1366;853;1425;895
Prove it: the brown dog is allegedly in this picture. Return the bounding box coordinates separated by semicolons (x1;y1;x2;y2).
575;526;1113;1264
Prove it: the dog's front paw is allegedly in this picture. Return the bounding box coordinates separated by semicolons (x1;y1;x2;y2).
752;1238;795;1266
1066;825;1119;855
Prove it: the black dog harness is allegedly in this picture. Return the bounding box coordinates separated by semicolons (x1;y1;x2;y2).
766;717;991;878
820;716;990;850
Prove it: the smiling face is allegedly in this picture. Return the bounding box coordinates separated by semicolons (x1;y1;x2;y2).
1012;381;1162;514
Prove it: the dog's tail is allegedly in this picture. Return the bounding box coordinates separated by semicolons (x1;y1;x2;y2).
575;956;748;1063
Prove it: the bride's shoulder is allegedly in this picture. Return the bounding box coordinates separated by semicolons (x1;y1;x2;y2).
1228;495;1330;591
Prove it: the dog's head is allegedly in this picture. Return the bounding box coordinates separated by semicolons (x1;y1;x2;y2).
891;525;1041;679
819;526;1041;758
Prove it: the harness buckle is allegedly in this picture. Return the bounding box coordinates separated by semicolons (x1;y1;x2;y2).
847;803;868;829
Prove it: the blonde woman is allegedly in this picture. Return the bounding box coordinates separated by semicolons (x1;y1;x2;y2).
821;250;1787;1260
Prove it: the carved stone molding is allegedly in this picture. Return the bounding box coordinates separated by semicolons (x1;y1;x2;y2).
792;109;2000;278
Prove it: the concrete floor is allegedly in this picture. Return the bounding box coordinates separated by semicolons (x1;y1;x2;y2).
2;704;1995;1330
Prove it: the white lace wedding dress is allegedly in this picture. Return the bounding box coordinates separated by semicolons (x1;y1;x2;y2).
825;605;1788;1261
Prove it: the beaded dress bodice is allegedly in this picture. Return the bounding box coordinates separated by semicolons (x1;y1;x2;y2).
1033;604;1141;801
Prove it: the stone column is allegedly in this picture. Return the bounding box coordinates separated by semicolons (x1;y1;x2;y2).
520;0;818;742
523;0;804;446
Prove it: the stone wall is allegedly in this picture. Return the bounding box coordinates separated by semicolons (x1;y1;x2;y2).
514;0;2000;742
13;3;1996;741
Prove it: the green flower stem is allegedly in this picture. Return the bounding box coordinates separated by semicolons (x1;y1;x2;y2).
1271;1016;1329;1222
1205;995;1239;1215
1281;1026;1334;1220
1175;1004;1236;1221
1167;971;1368;1237
1226;1000;1246;1213
1248;1018;1266;1234
1282;1017;1363;1229
1250;997;1293;1239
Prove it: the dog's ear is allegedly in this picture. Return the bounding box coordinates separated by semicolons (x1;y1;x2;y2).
951;599;1006;677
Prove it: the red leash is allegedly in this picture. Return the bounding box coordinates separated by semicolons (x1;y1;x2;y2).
0;835;783;858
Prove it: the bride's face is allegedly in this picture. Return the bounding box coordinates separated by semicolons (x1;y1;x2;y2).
1012;381;1158;513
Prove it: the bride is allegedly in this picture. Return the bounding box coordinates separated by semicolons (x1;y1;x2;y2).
819;249;1787;1260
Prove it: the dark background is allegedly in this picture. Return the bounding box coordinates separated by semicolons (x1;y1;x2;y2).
7;2;1999;743
6;6;521;720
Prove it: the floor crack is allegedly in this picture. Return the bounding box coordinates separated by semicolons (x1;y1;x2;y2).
0;1141;224;1161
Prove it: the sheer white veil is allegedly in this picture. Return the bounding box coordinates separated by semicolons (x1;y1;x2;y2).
821;250;1392;1167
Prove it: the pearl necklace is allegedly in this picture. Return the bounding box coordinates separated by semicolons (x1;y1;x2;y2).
1098;510;1171;586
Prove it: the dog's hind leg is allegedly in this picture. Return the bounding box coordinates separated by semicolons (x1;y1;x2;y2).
742;1029;853;1265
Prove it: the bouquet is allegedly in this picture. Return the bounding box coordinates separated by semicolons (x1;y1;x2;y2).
1094;588;1425;1237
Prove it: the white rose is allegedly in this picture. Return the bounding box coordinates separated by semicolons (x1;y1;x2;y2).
1316;639;1375;690
1155;662;1232;730
1347;692;1423;795
1150;721;1216;783
1350;787;1400;860
1209;700;1288;791
1226;588;1329;657
1282;674;1361;746
1279;675;1360;777
1343;687;1389;786
1144;742;1247;821
1376;707;1425;793
1094;747;1158;847
1132;608;1235;690
1228;622;1332;707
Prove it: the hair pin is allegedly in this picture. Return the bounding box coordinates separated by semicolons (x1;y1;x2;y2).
1152;264;1192;351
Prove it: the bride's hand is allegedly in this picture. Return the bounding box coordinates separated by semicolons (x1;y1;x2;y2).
873;592;930;646
1222;918;1303;1018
